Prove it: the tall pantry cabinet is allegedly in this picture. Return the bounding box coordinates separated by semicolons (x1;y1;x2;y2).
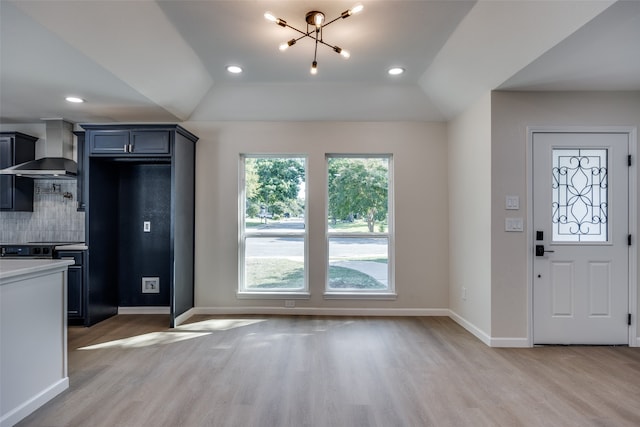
81;124;197;327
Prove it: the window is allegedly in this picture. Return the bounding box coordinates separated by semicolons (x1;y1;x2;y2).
326;155;394;297
552;148;608;242
239;155;308;296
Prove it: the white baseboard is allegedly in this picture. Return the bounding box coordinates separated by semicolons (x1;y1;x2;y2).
173;308;196;326
118;306;170;315
448;310;492;346
489;337;530;348
448;310;531;347
191;306;450;317
1;378;68;427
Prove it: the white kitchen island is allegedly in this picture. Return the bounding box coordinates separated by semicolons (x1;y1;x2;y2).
0;258;73;427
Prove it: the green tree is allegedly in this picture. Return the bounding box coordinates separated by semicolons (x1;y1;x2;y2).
328;158;388;232
246;158;305;220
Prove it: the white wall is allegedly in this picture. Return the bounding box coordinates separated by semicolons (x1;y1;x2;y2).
491;91;640;340
447;93;492;338
184;121;449;312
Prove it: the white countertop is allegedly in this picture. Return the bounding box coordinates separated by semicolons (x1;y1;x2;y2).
0;258;74;281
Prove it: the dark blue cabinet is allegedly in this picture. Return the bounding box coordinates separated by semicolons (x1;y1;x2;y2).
81;124;197;327
0;132;37;211
89;129;170;155
57;250;86;322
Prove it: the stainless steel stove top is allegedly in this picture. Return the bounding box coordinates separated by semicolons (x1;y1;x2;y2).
0;242;83;258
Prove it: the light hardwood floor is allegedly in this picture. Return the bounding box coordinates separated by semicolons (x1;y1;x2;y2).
17;315;640;426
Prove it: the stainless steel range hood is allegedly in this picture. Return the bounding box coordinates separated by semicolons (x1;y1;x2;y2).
0;119;77;179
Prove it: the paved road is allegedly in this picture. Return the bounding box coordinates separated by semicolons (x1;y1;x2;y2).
246;219;387;258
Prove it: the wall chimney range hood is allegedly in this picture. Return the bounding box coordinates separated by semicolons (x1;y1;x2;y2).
0;119;77;179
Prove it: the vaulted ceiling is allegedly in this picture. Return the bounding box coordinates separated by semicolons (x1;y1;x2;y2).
1;0;639;124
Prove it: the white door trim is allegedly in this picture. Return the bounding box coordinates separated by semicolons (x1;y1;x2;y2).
527;126;637;347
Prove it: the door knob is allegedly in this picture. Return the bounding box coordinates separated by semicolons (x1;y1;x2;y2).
535;245;555;256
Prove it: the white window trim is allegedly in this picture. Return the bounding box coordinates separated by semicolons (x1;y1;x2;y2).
238;154;309;297
324;154;395;298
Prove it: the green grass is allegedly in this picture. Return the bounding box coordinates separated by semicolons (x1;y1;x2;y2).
245;258;385;290
328;266;385;289
245;220;263;229
246;258;304;289
328;220;388;233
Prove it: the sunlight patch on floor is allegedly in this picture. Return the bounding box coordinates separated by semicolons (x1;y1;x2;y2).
176;318;266;331
78;331;211;350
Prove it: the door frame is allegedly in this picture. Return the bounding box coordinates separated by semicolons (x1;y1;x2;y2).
527;126;638;347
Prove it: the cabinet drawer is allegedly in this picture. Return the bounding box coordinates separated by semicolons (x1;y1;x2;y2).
90;131;130;154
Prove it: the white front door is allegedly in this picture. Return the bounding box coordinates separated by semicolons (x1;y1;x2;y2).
533;132;629;345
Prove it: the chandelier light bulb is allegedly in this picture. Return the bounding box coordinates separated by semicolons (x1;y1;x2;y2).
264;12;276;22
333;46;351;59
314;12;324;27
311;61;318;75
342;4;364;18
280;39;296;51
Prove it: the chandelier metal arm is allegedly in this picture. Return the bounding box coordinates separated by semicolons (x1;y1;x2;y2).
283;23;312;38
322;16;342;27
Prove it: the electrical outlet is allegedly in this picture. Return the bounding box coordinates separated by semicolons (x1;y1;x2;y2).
462;287;467;301
143;221;151;232
142;277;160;293
285;300;295;308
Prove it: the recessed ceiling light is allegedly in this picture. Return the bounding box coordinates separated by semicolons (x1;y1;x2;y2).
65;96;85;103
226;65;243;74
388;67;405;76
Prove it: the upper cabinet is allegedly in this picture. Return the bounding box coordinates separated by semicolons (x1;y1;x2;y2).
0;132;37;211
88;129;171;156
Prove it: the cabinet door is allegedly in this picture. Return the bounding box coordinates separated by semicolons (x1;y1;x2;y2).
131;131;170;155
67;266;83;317
0;137;13;209
90;131;130;155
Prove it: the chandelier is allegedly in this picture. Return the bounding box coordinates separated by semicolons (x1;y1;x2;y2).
264;4;364;75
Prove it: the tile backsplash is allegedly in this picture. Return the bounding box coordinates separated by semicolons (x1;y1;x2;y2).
0;179;84;243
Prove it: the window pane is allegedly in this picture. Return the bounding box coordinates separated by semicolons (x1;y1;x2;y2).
241;155;307;294
328;157;389;233
244;157;306;232
245;237;305;290
552;149;608;242
328;237;388;290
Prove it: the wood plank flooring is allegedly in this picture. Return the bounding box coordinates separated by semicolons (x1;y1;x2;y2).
17;315;640;427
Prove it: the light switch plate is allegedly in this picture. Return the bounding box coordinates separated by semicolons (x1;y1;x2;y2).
505;195;520;210
143;221;151;232
505;217;524;232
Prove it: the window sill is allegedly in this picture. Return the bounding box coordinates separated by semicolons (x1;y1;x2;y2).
236;292;310;300
323;292;397;300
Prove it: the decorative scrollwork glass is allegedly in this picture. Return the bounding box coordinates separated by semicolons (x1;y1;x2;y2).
552;149;608;242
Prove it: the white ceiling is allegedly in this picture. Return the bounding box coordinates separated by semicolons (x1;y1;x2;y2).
1;0;639;124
